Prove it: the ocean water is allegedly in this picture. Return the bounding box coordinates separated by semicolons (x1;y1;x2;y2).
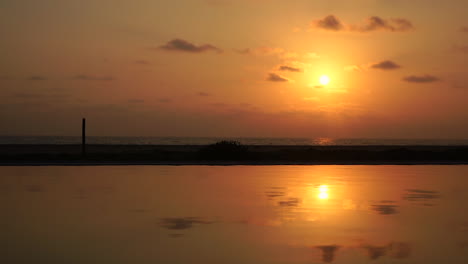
1;136;468;145
1;165;468;264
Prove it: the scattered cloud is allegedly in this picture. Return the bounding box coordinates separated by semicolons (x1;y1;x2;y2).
265;188;286;198
460;27;468;33
354;17;413;32
312;15;414;33
73;75;115;81
197;92;211;96
267;73;289;82
278;198;300;207
316;245;340;263
346;60;401;72
371;204;399;215
403;75;440;83
28;76;47;81
279;65;302;72
315;15;345;31
159;39;222;53
159;217;213;230
370;60;401;70
403;189;440;201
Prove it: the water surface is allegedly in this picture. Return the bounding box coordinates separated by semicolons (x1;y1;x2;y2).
1;166;468;263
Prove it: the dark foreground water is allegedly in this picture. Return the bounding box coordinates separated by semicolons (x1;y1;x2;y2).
1;166;468;264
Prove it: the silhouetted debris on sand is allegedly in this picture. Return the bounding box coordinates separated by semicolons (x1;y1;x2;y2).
2;143;468;164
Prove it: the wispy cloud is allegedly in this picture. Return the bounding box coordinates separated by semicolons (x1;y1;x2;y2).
159;39;222;53
346;60;401;71
312;15;414;33
267;73;289;82
403;75;440;83
460;26;468;33
73;75;115;81
370;60;401;70
279;65;302;72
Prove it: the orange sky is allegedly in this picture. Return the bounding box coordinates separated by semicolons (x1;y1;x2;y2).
1;0;468;138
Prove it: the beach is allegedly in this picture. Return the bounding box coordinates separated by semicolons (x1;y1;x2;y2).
1;144;468;165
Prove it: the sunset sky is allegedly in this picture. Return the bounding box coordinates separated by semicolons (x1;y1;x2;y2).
1;0;468;138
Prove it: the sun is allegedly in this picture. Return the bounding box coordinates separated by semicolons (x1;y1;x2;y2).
319;75;330;86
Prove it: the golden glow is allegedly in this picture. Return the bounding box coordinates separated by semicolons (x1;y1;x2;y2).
318;185;329;199
319;75;330;86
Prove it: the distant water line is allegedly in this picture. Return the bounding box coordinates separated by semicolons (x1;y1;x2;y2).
1;136;468;146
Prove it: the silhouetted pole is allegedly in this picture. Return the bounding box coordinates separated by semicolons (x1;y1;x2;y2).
82;118;86;157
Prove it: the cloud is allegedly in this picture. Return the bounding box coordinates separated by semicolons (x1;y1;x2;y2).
267;73;288;82
278;197;300;207
403;189;440;201
73;75;114;81
346;60;401;71
197;92;211;96
159;217;213;230
314;15;345;31
312;15;414;33
28;76;47;81
370;60;401;70
316;245;340;263
403;75;440;83
371;204;399;215
159;39;222;53
279;65;302;72
354;17;414;32
460;27;468;33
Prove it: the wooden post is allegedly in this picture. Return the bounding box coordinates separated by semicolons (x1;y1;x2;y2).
82;118;86;157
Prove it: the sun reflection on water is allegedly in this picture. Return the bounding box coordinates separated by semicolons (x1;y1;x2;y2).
318;185;329;200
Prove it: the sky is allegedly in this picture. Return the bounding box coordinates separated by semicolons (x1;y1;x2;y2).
1;0;468;138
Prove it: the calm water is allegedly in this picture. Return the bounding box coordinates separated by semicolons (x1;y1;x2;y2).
2;136;468;145
2;166;468;264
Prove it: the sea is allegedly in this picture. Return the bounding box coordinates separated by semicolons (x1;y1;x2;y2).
2;165;468;264
1;136;468;145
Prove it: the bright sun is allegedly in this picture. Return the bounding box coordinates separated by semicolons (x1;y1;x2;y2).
319;75;330;86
